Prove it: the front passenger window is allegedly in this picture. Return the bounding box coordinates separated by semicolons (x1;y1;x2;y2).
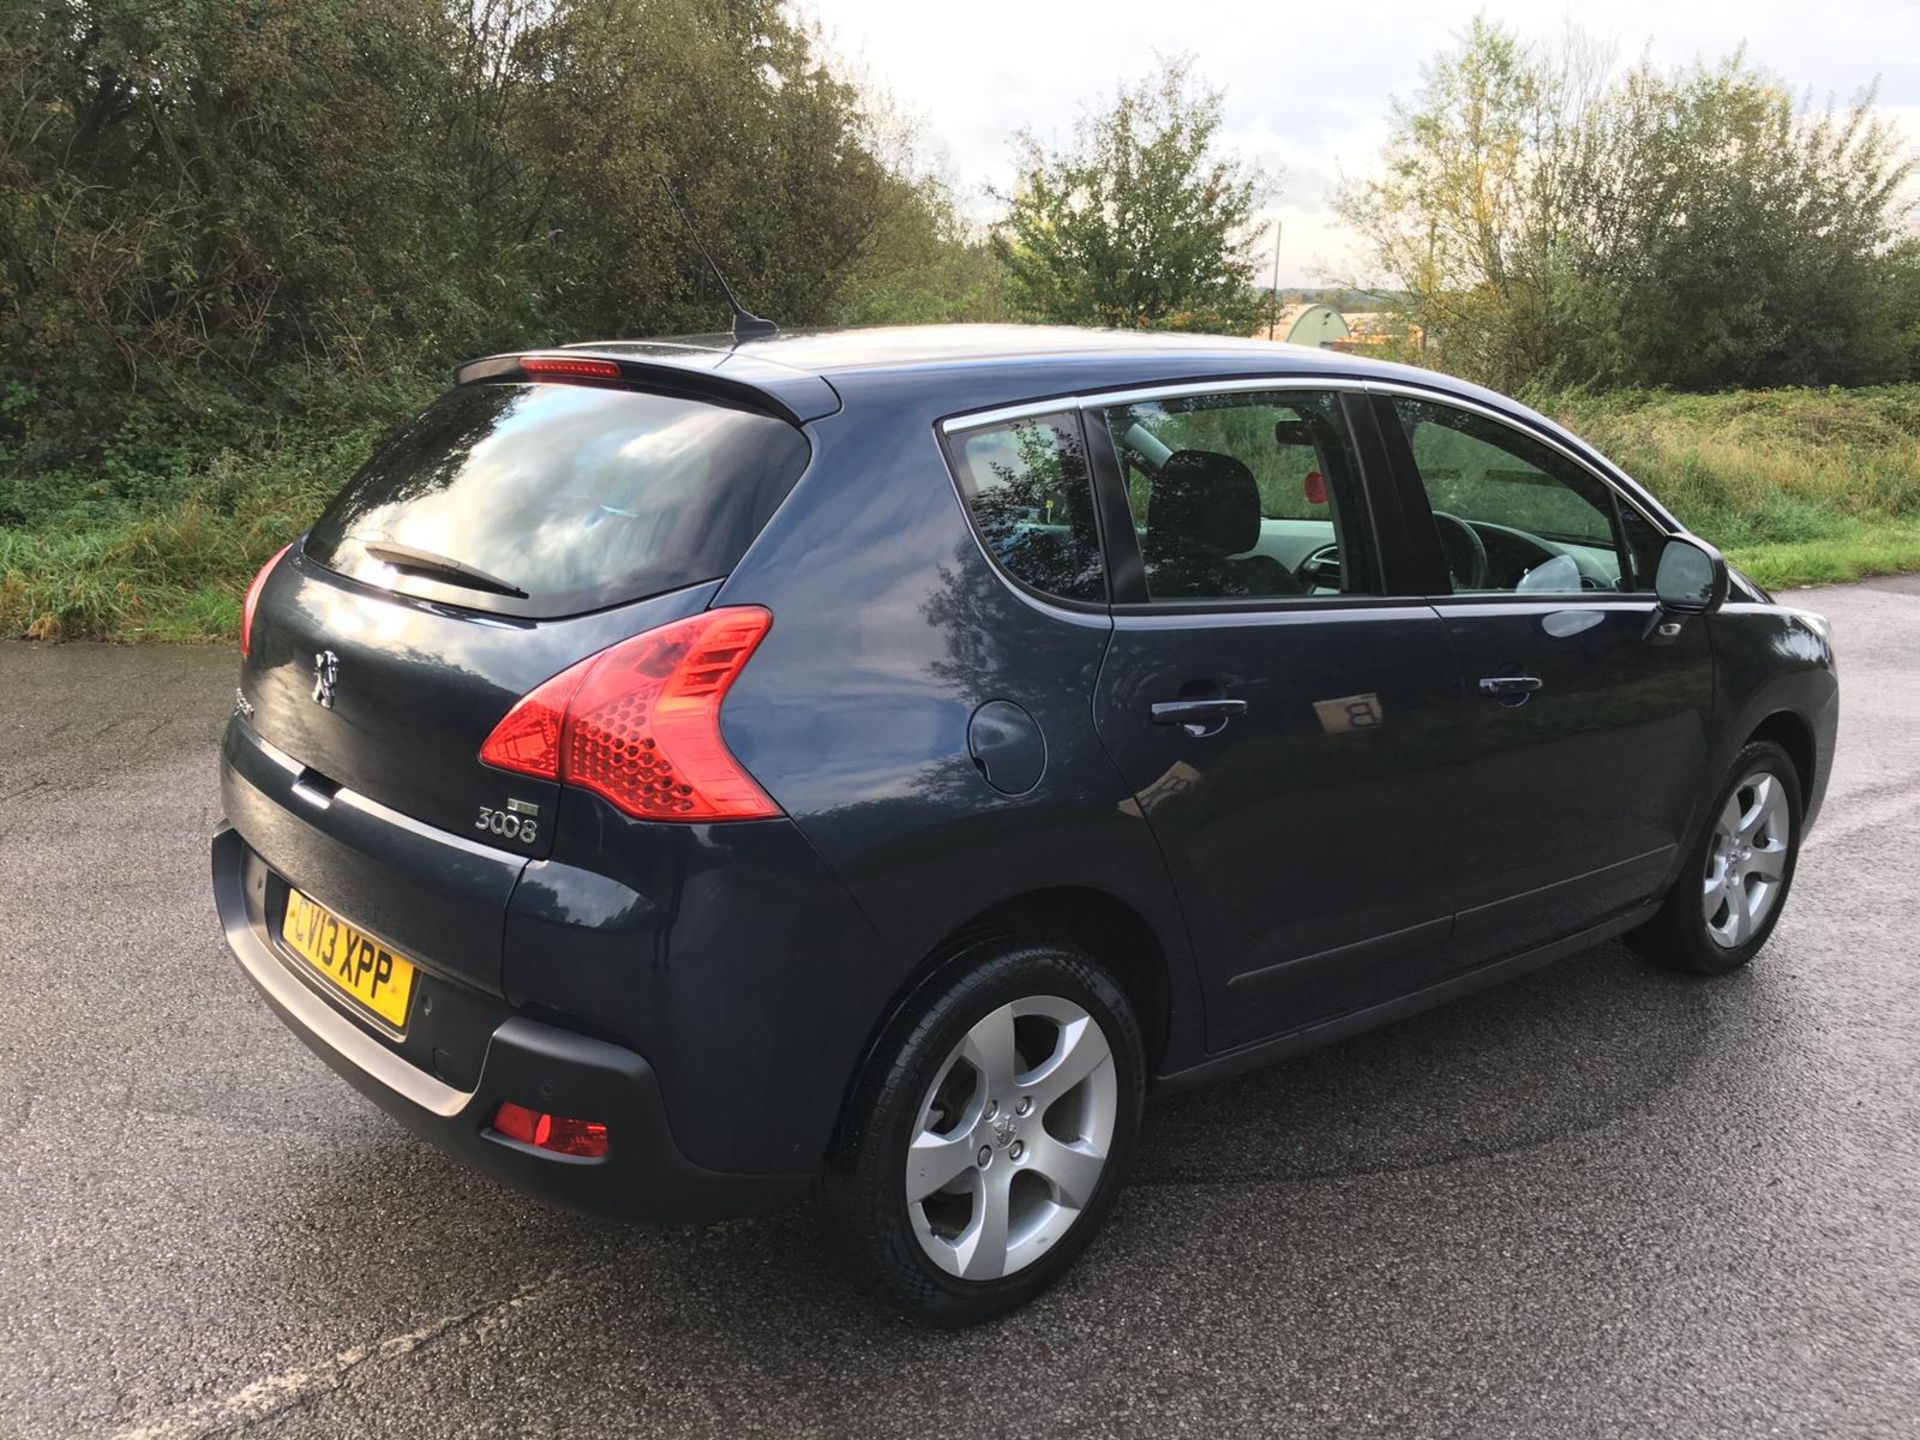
1392;398;1630;595
1101;390;1374;602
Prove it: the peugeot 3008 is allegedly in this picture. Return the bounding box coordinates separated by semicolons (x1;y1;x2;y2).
214;326;1837;1324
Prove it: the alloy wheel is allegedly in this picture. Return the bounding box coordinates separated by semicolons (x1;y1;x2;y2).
905;996;1118;1281
1702;770;1791;949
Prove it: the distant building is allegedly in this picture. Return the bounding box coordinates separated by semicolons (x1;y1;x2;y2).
1330;312;1423;354
1257;303;1350;347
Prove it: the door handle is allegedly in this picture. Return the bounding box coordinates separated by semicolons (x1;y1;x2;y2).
1151;697;1248;733
1478;675;1544;700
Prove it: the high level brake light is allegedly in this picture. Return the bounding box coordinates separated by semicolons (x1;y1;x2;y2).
240;542;293;658
518;354;622;381
479;607;778;821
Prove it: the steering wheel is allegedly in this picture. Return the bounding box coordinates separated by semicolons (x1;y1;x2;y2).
1432;510;1489;590
1295;542;1342;592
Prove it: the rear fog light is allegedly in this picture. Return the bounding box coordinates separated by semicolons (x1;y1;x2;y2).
491;1101;609;1158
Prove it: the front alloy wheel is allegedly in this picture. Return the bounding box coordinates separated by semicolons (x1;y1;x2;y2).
1631;738;1804;975
1702;771;1792;949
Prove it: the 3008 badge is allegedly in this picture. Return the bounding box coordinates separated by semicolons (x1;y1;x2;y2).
477;797;541;844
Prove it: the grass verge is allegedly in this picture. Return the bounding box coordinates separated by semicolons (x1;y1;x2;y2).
1723;523;1920;592
1;414;399;641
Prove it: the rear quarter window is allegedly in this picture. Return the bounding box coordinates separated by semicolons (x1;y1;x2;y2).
947;413;1105;603
306;383;810;618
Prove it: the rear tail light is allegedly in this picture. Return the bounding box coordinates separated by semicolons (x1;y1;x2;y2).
479;606;777;821
491;1102;609;1158
239;542;293;658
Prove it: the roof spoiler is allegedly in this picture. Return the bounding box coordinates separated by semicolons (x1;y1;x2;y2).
452;352;839;424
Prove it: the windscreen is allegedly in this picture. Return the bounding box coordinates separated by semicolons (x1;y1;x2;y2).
306;383;811;618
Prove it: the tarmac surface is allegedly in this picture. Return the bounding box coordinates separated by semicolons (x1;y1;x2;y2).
2;576;1916;1438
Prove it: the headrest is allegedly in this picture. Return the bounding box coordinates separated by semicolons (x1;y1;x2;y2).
1148;449;1261;560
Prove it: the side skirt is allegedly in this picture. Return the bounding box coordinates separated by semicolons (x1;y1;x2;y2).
1153;899;1661;1094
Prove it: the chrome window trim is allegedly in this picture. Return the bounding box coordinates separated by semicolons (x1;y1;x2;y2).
1074;375;1375;410
939;397;1095;436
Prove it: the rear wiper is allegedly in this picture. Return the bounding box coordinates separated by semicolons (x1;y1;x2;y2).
358;540;529;599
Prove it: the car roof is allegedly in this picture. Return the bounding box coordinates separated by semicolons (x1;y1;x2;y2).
551;323;1540;422
565;323;1427;383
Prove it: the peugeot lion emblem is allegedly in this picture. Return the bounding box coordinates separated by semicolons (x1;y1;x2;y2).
311;649;339;709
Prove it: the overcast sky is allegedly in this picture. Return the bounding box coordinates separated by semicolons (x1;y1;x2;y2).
798;0;1920;286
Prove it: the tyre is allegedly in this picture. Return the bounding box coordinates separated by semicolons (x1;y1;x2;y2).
825;936;1146;1326
1630;740;1804;975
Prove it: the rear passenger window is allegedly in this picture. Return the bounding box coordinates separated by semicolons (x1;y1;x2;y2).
950;414;1105;602
1100;389;1375;602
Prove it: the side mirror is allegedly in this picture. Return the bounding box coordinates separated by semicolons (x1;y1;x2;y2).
1654;534;1728;615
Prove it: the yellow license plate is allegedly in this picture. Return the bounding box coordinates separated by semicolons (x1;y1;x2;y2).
281;889;417;1028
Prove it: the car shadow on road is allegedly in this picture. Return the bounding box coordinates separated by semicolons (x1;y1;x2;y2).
1132;938;1737;1189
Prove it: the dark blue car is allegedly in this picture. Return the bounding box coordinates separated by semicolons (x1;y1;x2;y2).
214;325;1838;1323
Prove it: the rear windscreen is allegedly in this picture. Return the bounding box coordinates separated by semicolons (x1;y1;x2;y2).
306;383;811;618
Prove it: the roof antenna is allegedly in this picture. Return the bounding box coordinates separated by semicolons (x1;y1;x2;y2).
658;177;778;345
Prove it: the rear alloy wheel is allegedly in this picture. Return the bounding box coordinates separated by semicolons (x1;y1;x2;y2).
908;996;1118;1281
1631;739;1804;975
827;938;1144;1325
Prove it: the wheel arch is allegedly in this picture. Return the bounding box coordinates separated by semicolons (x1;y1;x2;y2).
953;887;1175;1070
831;884;1181;1149
1745;709;1817;810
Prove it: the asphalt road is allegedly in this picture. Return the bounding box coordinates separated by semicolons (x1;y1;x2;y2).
3;578;1918;1440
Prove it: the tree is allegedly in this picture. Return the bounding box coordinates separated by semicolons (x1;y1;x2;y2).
0;0;1002;513
1598;62;1917;389
1335;20;1918;391
992;61;1270;334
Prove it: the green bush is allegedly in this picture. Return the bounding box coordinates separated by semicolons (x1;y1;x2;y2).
0;1;1003;488
1337;20;1920;394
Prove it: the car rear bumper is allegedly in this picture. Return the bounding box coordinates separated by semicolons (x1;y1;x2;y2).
211;823;811;1222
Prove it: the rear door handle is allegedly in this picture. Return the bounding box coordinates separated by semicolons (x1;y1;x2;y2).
1151;698;1248;732
1478;675;1544;699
